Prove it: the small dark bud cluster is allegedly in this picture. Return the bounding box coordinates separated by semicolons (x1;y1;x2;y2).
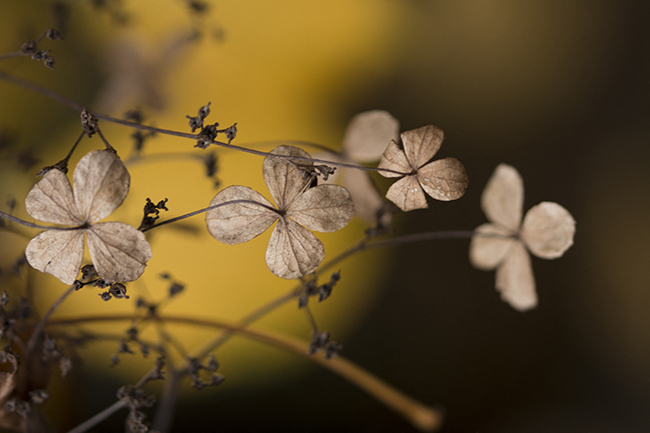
187;102;211;133
187;102;237;148
296;163;336;184
314;164;336;181
187;355;225;390
298;271;341;307
138;198;169;231
99;283;130;301
308;331;342;359
81;108;99;137
19;28;61;69
81;264;98;280
195;123;219;149
116;384;157;433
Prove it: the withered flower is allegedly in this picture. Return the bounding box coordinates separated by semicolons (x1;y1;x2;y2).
378;125;468;211
206;146;354;279
25;150;152;285
469;164;576;311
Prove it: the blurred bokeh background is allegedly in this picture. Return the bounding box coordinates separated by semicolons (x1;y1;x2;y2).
1;1;649;432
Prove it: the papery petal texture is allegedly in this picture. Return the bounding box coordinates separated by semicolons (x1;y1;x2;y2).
86;222;152;282
263;145;312;209
481;164;524;231
25;169;81;225
266;218;324;279
401;125;443;169
495;241;537;311
206;185;278;245
418;157;468;201
521;201;575;259
343;110;399;163
73;150;130;223
287;184;354;232
378;140;411;178
25;229;85;285
343;168;385;224
469;223;516;270
385;175;428;211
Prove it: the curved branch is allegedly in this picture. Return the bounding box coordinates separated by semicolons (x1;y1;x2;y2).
48;313;443;431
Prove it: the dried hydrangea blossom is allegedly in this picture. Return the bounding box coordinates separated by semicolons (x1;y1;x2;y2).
206;145;354;279
317;110;399;224
469;164;576;311
378;125;468;211
24;150;152;285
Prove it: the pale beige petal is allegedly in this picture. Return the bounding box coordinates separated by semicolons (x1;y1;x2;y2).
73;150;130;223
287;184;354;232
25;229;85;285
263;145;313;209
495;241;537;311
481;164;524;231
418;157;468;201
343;110;399;163
343;168;386;224
25;169;81;225
378;139;411;178
86;222;152;282
401;125;444;169
385;175;428;211
469;223;516;270
205;185;278;245
266;218;325;279
521;201;576;259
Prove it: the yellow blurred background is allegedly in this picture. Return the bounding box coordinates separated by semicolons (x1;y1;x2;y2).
1;1;649;432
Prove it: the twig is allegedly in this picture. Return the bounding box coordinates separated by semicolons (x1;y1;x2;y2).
49;313;442;431
26;285;76;353
0;69;408;176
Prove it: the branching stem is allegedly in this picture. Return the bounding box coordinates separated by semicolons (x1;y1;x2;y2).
0;69;407;176
49;313;442;432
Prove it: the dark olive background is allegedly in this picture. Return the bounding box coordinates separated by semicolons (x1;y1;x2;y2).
1;1;649;432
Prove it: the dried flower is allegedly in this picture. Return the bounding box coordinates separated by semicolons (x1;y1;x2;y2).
206;146;354;279
319;110;399;225
24;150;152;285
378;125;468;211
469;164;576;311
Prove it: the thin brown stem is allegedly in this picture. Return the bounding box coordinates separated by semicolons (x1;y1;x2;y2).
0;210;82;231
0;52;25;61
303;305;319;333
27;285;76;353
0;69;408;176
142;199;279;232
66;399;129;433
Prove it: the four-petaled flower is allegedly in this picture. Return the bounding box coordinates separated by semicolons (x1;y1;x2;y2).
378;125;468;211
206;145;354;279
469;164;576;311
25;150;152;285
